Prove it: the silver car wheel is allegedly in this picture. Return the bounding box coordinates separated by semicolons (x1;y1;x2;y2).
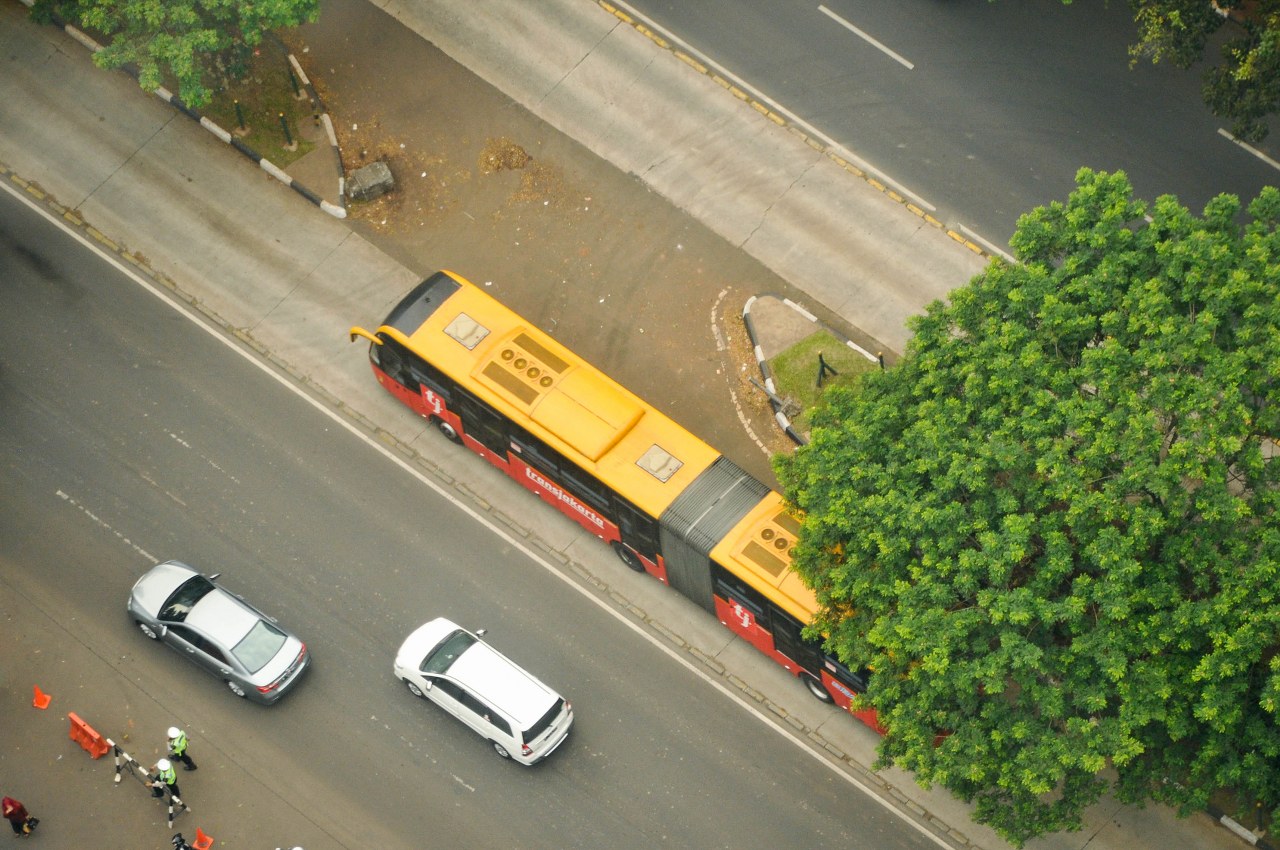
405;680;425;698
137;621;159;640
491;741;511;759
226;680;247;698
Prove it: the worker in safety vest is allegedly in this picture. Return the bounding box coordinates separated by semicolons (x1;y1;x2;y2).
167;726;198;770
150;759;181;800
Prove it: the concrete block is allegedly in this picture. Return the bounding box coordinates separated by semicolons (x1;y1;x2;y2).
346;161;394;201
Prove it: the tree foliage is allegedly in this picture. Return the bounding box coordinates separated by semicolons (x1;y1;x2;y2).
32;0;319;109
1001;1;1279;141
776;169;1280;845
1129;0;1280;142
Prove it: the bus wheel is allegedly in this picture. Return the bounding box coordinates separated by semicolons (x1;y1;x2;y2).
611;542;645;572
435;419;462;444
803;674;834;703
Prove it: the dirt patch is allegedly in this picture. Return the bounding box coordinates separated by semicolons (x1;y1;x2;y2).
479;138;531;172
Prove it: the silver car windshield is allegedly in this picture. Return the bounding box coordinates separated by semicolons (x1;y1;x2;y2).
421;630;476;675
232;619;288;673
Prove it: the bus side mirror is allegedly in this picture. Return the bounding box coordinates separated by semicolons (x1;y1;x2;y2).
349;326;381;345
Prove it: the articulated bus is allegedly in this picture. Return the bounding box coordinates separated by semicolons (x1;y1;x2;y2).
350;270;880;731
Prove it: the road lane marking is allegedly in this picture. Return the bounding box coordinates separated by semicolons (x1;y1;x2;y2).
55;490;159;563
5;177;957;850
1217;128;1280;172
818;6;915;70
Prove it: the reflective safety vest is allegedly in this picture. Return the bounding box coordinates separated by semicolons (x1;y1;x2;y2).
156;764;176;786
169;732;188;756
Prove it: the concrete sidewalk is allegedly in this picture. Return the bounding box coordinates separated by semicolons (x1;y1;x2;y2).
0;0;1260;849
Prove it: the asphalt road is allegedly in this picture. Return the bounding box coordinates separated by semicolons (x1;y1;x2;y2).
0;178;940;849
621;0;1280;246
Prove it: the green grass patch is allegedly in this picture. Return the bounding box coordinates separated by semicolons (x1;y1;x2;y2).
769;331;877;436
200;37;315;168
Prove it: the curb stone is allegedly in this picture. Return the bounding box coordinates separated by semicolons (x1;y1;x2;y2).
18;0;348;220
741;293;881;446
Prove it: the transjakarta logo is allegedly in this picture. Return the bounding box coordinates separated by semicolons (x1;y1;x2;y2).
827;676;856;702
525;467;605;530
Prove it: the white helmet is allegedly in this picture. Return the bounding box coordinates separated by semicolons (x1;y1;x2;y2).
168;727;181;739
156;758;172;771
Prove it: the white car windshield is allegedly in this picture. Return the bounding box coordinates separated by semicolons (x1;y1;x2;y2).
421;629;476;674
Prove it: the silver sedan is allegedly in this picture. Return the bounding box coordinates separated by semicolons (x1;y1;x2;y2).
127;560;310;704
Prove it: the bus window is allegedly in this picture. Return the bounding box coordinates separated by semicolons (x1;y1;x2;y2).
559;465;611;513
771;609;824;673
614;499;660;562
376;337;418;391
456;393;509;457
510;428;562;478
408;354;454;402
511;427;611;513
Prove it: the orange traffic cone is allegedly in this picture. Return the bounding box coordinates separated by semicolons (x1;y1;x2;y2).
32;685;51;709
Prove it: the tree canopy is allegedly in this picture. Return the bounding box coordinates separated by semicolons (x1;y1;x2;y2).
776;169;1280;845
1129;0;1280;141
33;0;319;109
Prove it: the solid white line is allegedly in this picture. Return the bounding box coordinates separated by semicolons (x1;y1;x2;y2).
1217;128;1280;172
2;178;956;850
818;5;915;71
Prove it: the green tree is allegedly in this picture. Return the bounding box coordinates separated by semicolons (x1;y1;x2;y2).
776;169;1280;846
1201;8;1280;143
1129;0;1280;142
1003;1;1278;141
32;0;319;109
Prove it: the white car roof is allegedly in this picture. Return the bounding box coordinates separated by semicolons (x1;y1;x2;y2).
400;618;559;729
449;640;557;729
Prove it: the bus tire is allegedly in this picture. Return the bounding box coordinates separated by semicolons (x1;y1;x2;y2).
611;542;645;572
803;674;834;703
435;419;462;444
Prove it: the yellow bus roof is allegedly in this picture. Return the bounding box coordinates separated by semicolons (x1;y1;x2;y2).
711;491;819;623
392;272;722;518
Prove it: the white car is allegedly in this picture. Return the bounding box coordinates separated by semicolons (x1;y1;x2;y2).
394;618;573;765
